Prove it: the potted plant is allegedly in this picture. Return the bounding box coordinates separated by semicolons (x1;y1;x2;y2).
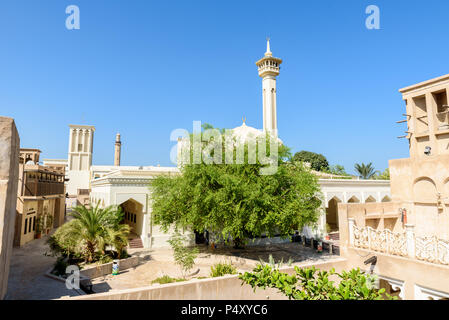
315;235;323;253
46;215;54;234
325;223;331;240
35;216;44;239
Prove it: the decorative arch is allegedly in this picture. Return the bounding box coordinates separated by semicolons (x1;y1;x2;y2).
347;195;361;203
413;177;437;203
115;193;147;212
119;198;145;236
326;197;342;232
365;195;377;203
324;193;343;207
382;195;392;202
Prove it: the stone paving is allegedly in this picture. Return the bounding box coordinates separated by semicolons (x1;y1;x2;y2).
4;236;339;299
4;233;83;300
91;242;339;293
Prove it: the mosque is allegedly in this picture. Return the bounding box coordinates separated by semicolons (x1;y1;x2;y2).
43;40;390;248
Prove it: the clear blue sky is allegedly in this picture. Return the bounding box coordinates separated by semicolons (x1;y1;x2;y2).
1;0;448;174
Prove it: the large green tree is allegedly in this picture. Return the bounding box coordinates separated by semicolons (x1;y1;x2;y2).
293;151;329;172
151;129;322;248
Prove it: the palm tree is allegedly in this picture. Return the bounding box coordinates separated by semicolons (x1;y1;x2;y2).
68;202;128;262
106;224;131;259
354;162;376;179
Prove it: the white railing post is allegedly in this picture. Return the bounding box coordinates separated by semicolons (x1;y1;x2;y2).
367;227;372;250
348;218;355;246
405;224;415;258
385;230;390;254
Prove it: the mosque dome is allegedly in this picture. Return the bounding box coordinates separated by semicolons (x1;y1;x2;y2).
230;120;282;145
231;122;265;144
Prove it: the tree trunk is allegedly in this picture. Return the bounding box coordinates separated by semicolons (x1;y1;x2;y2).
233;237;245;249
86;241;95;262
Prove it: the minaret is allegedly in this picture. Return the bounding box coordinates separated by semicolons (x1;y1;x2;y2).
114;133;121;166
256;38;282;135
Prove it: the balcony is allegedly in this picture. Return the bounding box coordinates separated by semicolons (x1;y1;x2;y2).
24;180;64;196
348;219;449;266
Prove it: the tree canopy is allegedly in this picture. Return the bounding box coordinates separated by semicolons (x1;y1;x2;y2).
354;162;376;179
150;127;322;247
374;168;390;180
293;151;329;172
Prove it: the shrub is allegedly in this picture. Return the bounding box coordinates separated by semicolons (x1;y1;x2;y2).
151;275;186;284
240;265;396;300
52;257;69;276
258;254;292;269
293;151;329;172
210;262;237;277
167;231;199;278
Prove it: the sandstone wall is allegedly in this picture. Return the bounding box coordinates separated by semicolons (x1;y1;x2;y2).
0;117;20;299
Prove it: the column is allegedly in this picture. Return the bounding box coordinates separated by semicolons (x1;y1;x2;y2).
405;224;415;258
348;218;355;246
88;129;92;167
408;97;418;158
74;129;80;170
82;129;87;153
425;92;437;154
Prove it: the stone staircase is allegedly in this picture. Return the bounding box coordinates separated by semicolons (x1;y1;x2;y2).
328;232;340;241
128;237;144;249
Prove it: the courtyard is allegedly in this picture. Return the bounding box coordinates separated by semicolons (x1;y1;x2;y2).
5;233;83;300
90;242;340;294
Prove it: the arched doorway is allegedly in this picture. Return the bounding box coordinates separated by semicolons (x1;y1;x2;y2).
119;199;144;240
326;197;341;232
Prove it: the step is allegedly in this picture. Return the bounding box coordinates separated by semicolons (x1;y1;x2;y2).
128;238;143;249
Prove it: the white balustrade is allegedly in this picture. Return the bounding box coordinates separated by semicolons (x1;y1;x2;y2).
349;220;449;266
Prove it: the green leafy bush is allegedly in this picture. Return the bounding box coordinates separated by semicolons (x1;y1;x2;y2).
52;257;69;276
239;265;396;300
151;275;186;284
258;254;292;269
210;262;237;277
167;231;199;278
293;150;329;172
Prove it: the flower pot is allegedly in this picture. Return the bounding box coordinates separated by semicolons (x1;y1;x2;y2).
325;235;330;241
35;233;42;239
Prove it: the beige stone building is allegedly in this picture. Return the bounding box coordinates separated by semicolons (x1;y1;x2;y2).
14;149;66;247
338;73;449;300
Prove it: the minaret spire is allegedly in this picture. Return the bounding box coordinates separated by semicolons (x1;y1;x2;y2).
265;37;272;57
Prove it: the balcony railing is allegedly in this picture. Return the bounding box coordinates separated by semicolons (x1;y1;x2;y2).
349;218;449;266
24;181;64;196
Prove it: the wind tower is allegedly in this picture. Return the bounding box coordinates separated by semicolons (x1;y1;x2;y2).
67;124;95;195
256;38;282;135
